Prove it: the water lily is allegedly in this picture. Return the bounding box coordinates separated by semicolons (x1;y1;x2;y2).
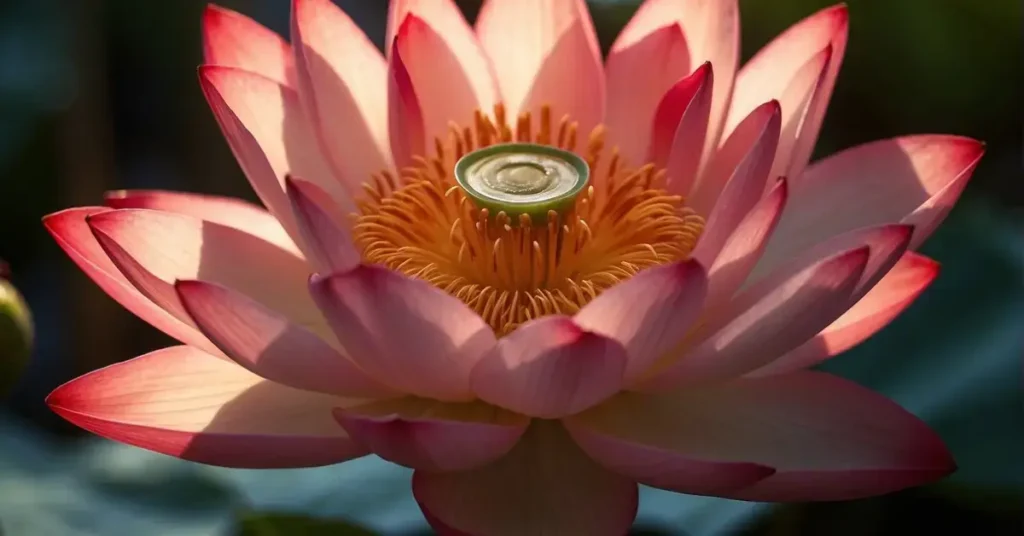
44;0;982;534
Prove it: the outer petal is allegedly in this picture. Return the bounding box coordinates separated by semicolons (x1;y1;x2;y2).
764;136;984;256
641;247;868;390
571;372;953;501
198;65;342;245
565;397;774;496
46;346;365;468
202;4;294;86
86;209;325;339
413;421;638;536
104;189;299;257
175;279;394;398
310;265;496;402
655;63;713;197
285;177;360;275
574;260;707;385
291;0;391;195
749;252;939;376
476;0;604;135
614;0;740;163
333;397;528;472
753;224;914;300
727;5;848;183
472;317;627;419
43;208;220;356
689;100;781;223
595;372;953;501
699;178;788;306
604;22;691;165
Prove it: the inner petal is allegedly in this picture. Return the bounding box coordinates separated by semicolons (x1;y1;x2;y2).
352;104;705;335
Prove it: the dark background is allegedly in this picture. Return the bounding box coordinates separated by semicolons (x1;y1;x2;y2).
0;1;1020;535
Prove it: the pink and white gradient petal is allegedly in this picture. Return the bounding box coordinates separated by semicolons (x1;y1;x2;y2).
43;208;221;356
311;265;496;402
202;4;295;87
291;0;391;196
654;63;713;197
765;135;985;257
175;279;394;398
46;346;365;468
104;189;300;257
334;397;528;472
414;421;638;536
698;178;788;306
285;177;360;274
749;252;939;376
573;372;952;501
604;22;692;165
574;260;707;385
615;0;740;163
471;316;627;419
86;209;327;339
476;0;604;135
641;247;868;390
728;4;849;184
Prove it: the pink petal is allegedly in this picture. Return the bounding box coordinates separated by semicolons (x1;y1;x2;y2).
618;372;953;501
689;100;781;229
175;279;394;398
333;397;528;472
754;224;914;299
476;0;604;135
604;22;691;165
641;247;868;390
766;136;985;256
198;65;343;244
284;177;360;275
46;345;365;468
728;5;848;184
104;189;300;257
471;317;626;419
574;260;707;385
768;45;832;182
389;14;495;161
749;252;939;376
386;1;497;142
414;421;638;536
202;4;294;87
291;0;391;195
310;265;496;401
614;0;740;165
86;209;326;340
387;41;425;169
655;63;714;197
43;208;220;356
699;178;788;306
565;394;775;495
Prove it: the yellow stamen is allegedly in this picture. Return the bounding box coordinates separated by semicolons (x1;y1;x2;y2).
352;104;705;335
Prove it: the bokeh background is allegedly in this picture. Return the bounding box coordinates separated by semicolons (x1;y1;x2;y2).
0;0;1021;534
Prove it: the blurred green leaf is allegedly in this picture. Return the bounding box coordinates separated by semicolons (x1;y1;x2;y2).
236;512;378;536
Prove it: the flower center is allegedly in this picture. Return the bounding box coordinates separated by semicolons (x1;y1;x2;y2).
351;104;705;335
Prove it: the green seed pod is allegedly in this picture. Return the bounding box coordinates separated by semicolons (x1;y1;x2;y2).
454;143;590;224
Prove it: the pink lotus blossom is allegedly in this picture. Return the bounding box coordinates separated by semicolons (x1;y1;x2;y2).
45;1;982;534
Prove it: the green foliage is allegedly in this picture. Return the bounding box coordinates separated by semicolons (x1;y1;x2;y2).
236;512;378;536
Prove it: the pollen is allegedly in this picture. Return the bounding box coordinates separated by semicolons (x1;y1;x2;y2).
351;104;705;336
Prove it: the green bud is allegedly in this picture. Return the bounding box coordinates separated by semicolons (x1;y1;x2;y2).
0;268;33;396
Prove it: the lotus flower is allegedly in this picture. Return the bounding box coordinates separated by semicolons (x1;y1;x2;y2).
44;0;982;533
